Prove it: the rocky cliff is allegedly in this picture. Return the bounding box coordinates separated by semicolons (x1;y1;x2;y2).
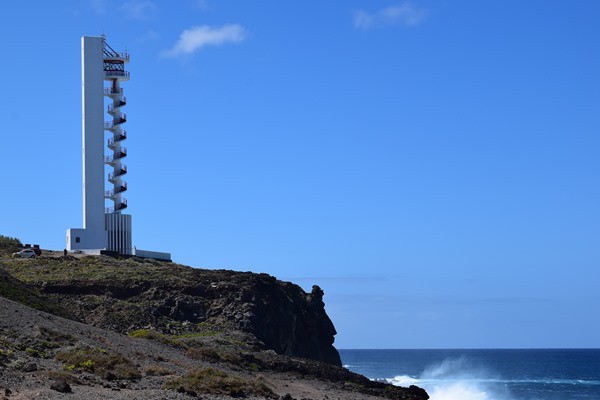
0;253;429;400
2;256;340;365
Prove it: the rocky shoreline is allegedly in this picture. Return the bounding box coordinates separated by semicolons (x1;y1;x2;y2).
0;253;428;400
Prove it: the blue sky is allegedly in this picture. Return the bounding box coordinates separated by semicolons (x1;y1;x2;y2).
1;1;599;349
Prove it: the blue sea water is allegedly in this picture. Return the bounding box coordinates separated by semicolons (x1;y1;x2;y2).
339;349;600;400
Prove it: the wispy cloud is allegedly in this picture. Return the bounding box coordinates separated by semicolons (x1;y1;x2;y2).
135;30;160;43
354;2;427;30
162;24;246;58
120;0;157;20
194;0;210;10
90;0;108;15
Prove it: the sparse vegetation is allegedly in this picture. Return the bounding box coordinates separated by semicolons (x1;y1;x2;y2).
39;326;76;345
25;347;43;358
1;253;193;285
144;364;172;376
0;268;73;318
0;235;21;256
46;370;82;385
128;329;158;339
165;367;275;398
128;329;183;348
185;346;268;373
186;346;241;364
129;328;225;349
0;348;14;367
55;346;141;381
174;330;219;339
0;328;17;367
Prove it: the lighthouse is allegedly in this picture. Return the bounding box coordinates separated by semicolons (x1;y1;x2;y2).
67;36;132;255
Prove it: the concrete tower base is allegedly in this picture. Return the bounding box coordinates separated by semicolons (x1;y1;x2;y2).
66;228;107;252
106;213;132;255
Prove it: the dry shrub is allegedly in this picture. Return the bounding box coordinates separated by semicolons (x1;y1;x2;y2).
165;367;274;398
128;329;181;347
144;364;172;376
39;327;75;345
186;346;242;365
46;370;82;385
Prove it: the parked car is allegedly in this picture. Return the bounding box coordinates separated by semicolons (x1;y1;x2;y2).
12;249;36;258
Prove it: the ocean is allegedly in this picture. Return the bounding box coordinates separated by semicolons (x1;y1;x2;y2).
339;349;600;400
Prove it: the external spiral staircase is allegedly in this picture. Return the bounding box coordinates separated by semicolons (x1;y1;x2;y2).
102;41;130;214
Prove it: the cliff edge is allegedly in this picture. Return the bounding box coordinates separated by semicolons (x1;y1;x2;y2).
2;255;341;366
0;249;428;400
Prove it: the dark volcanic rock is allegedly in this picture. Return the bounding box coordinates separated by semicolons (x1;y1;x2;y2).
4;257;342;365
50;379;71;393
21;362;38;372
244;281;341;365
408;385;429;399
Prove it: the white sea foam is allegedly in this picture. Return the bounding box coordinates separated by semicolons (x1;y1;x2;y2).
387;375;419;386
387;357;515;400
427;381;499;400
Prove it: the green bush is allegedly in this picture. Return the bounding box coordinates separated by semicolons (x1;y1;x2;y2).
55;347;141;381
25;347;42;358
128;329;153;339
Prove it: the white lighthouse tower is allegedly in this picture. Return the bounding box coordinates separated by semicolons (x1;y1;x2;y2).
67;35;132;254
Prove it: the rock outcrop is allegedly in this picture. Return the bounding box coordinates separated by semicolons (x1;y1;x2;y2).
1;256;341;365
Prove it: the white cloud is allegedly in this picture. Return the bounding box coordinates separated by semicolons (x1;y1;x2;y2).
120;0;157;20
354;2;427;30
162;24;246;57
